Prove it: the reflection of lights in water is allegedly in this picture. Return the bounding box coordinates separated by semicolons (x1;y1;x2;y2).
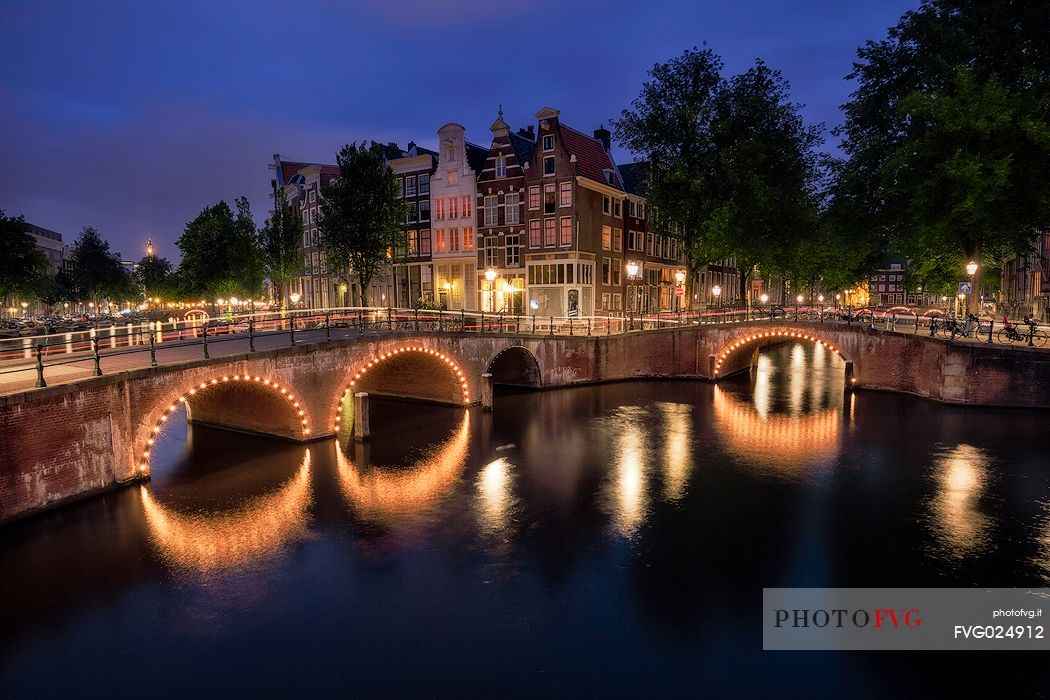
788;343;806;414
659;402;693;501
811;342;826;403
713;386;841;474
753;355;772;417
928;444;991;560
141;450;312;572
476;457;514;536
606;418;648;538
337;413;470;522
1032;502;1050;584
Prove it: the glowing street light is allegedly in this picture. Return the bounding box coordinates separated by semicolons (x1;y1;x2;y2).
289;292;301;307
966;260;978;276
760;293;769;304
818;294;824;303
796;294;804;304
712;285;722;310
485;268;497;312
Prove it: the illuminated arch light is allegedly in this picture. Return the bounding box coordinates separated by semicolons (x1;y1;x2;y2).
140;375;310;473
332;345;471;430
713;330;844;377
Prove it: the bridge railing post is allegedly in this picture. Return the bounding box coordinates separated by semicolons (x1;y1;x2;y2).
569;317;574;336
289;314;296;345
480;311;485;334
461;309;466;333
35;344;46;388
149;322;158;367
202;323;210;358
249;315;256;352
388;307;393;331
415;308;419;332
438;309;444;332
987;319;994;343
549;316;554;336
92;336;102;376
325;311;331;341
531;313;536;335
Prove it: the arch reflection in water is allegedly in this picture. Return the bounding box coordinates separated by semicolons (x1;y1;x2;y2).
336;413;470;523
712;386;842;475
140;450;312;573
927;444;993;560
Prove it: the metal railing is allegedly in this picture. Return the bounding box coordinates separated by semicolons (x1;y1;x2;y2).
1;304;1046;390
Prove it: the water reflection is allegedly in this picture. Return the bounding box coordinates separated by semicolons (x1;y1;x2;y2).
337;413;470;523
475;457;517;542
659;402;692;501
927;444;993;560
140;449;312;573
713;386;841;473
603;411;649;538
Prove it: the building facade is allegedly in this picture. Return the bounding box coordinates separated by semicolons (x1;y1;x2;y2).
1001;233;1050;321
868;260;935;309
475;110;534;313
429;123;487;310
388;144;437;308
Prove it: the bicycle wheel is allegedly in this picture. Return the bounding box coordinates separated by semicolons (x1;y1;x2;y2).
939;324;956;340
856;312;873;326
997;329;1015;345
1030;330;1048;348
835;311;849;325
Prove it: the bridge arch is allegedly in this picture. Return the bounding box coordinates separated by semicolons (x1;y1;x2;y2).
331;345;470;433
137;373;311;474
486;345;542;388
713;328;848;378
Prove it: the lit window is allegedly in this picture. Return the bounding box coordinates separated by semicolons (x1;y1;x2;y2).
559;181;572;207
461;195;471;218
447;170;459;185
560;217;572;246
529;185;540;210
463;227;474;251
529;219;541;247
602;225;611;250
544;219;556;246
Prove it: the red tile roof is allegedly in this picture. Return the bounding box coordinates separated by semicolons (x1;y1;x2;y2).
559;124;623;190
280;160;338;186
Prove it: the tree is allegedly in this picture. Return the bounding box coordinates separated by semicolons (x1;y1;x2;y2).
614;49;826;306
135;254;175;299
317;142;408;306
612;47;726;308
836;0;1050;313
261;187;303;309
0;210;49;310
69;226;131;308
177;198;263;301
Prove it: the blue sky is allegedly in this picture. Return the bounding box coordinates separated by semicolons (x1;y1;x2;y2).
0;0;917;262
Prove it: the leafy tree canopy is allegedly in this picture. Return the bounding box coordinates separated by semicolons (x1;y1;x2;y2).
261;187;303;308
69;226;132;306
0;209;49;306
176;197;263;300
318;142;408;306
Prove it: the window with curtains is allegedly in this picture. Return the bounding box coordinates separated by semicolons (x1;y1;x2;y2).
436;198;445;220
449;197;459;219
560;217;572;246
529;185;540;209
602;225;611;250
462;195;471;218
543;218;556;246
449;227;460;252
463;227;474;251
505;192;520;224
435;229;447;254
529;219;541;247
560;181;572;207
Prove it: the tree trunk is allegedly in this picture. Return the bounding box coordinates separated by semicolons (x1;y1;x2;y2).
359;272;371;307
962;241;981;316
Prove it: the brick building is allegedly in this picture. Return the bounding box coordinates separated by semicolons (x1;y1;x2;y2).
1001;232;1050;321
475;108;534;313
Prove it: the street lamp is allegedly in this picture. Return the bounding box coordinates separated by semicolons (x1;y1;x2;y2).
760;293;769;305
965;260;978;315
485;268;497;312
712;284;722;311
20;301;28;318
289;292;301;308
674;269;685;312
626;261;640;329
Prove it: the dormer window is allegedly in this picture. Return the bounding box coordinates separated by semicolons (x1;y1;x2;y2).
604;169;616;185
543;134;555;151
543;156;555;176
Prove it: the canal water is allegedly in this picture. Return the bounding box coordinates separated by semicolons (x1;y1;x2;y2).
2;342;1049;698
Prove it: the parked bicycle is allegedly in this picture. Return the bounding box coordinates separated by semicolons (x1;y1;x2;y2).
997;315;1047;347
835;307;873;326
937;313;981;340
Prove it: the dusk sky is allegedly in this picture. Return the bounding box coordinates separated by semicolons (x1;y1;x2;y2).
1;0;917;262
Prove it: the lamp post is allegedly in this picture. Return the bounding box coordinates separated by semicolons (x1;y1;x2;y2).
674;269;685;313
712;284;722;315
626;261;640;329
485;268;497;312
289;292;301;309
965;260;978;315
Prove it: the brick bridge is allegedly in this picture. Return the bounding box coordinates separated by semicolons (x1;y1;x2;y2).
2;321;1049;522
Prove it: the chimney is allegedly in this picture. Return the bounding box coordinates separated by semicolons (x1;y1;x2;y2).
593;125;611;151
407;140;417;155
518;125;535;140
